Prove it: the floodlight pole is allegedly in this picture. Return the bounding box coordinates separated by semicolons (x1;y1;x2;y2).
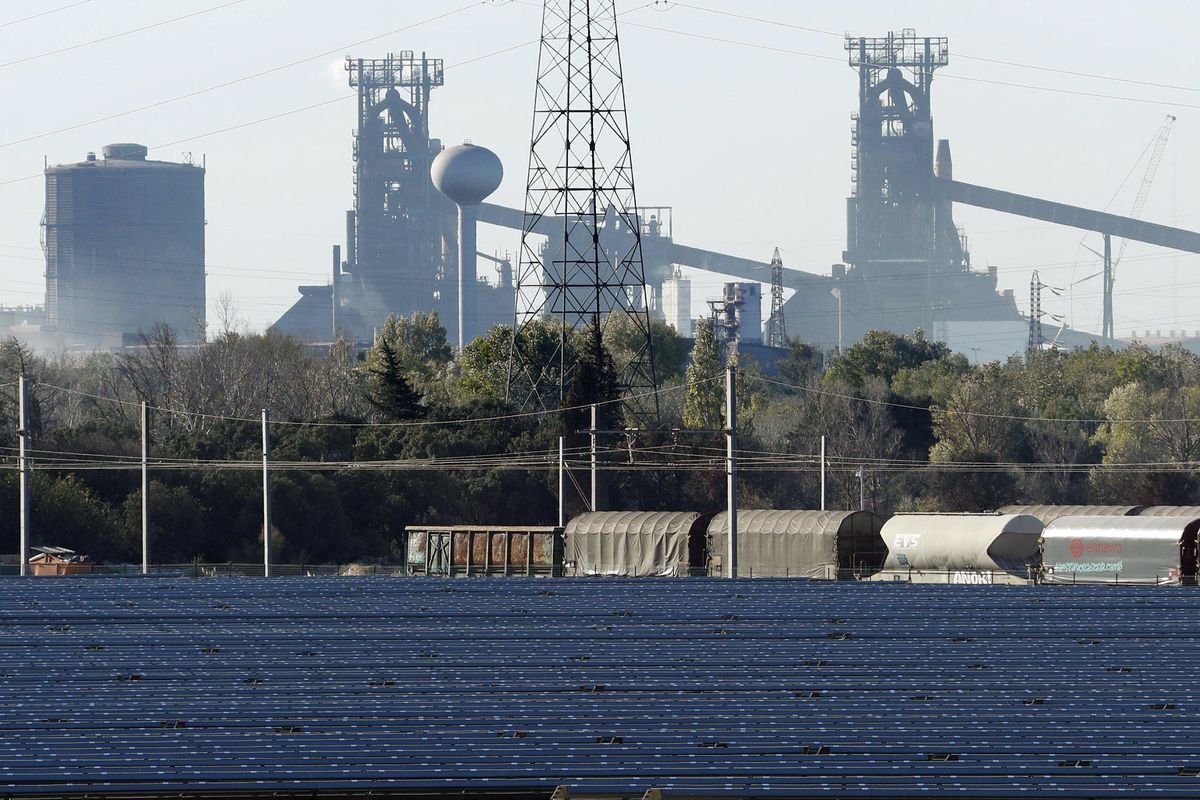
141;401;150;575
261;409;272;577
17;375;30;577
726;365;738;579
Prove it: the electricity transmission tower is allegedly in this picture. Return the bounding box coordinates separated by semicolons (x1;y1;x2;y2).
1028;270;1045;355
506;0;658;419
764;247;787;348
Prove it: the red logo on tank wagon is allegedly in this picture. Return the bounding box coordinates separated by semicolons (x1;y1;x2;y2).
1069;539;1085;558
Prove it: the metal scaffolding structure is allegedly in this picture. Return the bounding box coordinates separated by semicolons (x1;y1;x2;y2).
507;0;658;418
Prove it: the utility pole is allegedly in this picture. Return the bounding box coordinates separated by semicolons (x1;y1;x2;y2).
857;467;865;511
331;244;340;341
589;404;598;512
830;288;843;354
141;401;150;575
17;375;30;577
725;365;738;579
261;409;272;577
557;436;565;528
1102;233;1113;340
819;435;827;512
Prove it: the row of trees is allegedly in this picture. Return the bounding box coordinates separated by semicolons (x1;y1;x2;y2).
3;314;1199;565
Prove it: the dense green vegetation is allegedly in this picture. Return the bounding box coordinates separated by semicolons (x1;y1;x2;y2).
3;315;1198;564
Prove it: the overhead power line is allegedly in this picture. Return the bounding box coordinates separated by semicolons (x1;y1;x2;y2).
0;0;250;69
623;19;1200;112
0;19;544;189
661;2;1200;96
0;1;484;151
35;374;715;428
9;439;1200;476
748;373;1200;426
0;0;97;29
153;95;353;151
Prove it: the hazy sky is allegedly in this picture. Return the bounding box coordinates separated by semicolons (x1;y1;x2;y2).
2;0;1199;339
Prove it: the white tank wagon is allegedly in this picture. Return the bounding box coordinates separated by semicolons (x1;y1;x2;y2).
873;513;1043;585
705;510;886;579
1041;516;1200;585
1000;505;1141;525
564;511;711;577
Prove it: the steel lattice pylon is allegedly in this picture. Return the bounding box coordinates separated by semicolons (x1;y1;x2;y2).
506;0;658;418
765;247;787;348
1028;269;1044;355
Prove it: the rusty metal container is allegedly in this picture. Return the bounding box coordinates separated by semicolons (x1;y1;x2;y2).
404;526;563;577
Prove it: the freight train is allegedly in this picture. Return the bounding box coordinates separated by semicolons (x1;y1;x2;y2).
404;505;1200;586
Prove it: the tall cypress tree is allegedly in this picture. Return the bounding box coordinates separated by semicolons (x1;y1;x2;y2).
683;317;723;429
563;331;622;437
366;335;422;422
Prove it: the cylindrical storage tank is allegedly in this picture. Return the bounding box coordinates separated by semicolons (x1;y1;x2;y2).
44;144;205;347
875;513;1043;585
1041;515;1199;585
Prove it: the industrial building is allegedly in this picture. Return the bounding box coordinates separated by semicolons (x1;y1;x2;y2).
273;52;514;344
801;30;1200;354
270;54;821;349
661;267;692;336
43;144;205;348
268;32;1200;362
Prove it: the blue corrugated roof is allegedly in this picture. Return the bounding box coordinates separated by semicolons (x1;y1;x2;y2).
1;577;1199;797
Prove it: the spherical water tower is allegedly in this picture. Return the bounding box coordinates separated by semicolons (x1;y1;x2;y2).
430;143;503;349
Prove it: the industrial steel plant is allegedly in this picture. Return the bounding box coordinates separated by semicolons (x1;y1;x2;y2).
9;3;1200;800
28;19;1200;364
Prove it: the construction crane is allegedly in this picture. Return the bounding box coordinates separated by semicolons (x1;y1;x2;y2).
1118;115;1176;269
1082;114;1176;339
